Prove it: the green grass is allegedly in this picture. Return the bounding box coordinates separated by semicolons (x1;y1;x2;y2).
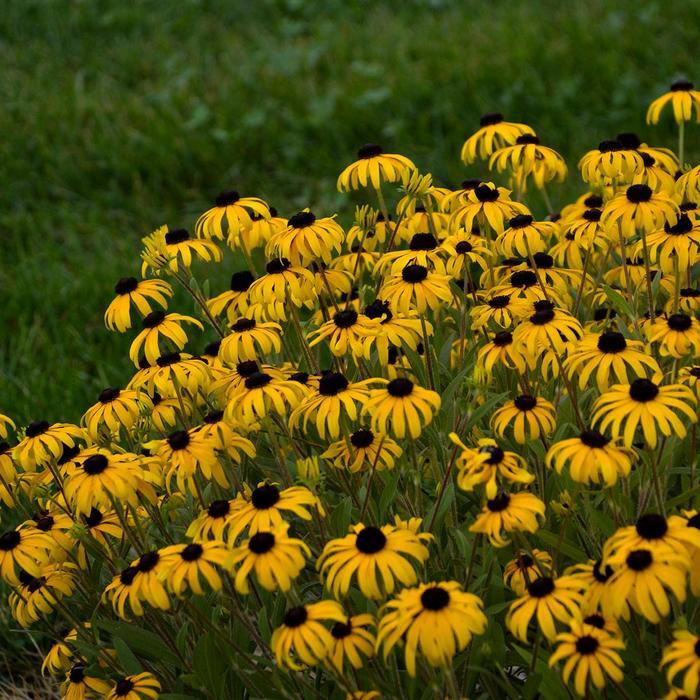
1;0;698;424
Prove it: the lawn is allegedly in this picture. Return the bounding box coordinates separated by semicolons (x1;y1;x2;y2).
1;0;698;424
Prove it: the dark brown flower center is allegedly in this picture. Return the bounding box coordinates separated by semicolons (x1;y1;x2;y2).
98;387;121;403
355;526;387;554
475;184;499;202
215;190;240;206
626;184;652;203
137;551;160;572
251;483;280;509
334;310;358;328
265;258;291;274
387;378;414;397
245;372;273;389
409;233;438;251
509;214;533;228
318;372;349;396
350;429;375;448
180;543;203;561
331;621;353;638
114;277;139;295
514;394;537;411
26;420;50;438
232;318;256;332
668;313;692;332
575;635;599;655
230;270;255;292
284;606;308;628
626;549;652;571
671;80;694;91
635;513;668;540
248;531;275;554
486;493;511;512
579;430;610;448
208;500;231;518
401;264;428;283
0;530;20;551
629;378;659;403
480;112;503;127
82;454;108;475
288;211;316;228
357;143;383;158
421;586;450;610
597;331;627;353
165;228;190;245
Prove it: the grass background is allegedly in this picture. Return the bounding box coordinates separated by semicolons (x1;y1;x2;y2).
1;0;698;425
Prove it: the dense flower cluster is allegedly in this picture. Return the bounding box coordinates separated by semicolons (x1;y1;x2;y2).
1;81;700;699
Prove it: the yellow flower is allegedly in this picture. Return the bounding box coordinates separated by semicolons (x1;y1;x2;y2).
647;80;700;124
491;394;556;444
337;144;415;191
469;491;545;547
460;113;534;164
660;630;700;697
195;189;270;242
104;277;172;332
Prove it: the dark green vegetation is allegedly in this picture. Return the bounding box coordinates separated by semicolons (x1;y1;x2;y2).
1;0;698;423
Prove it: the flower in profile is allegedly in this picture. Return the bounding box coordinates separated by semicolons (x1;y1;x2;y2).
579;140;644;184
470;294;527;330
13;421;85;471
42;628;77;676
476;330;532;378
506;574;585;641
141;225;222;274
318;522;431;599
592;378;697;448
61;664;111;700
615;131;680;173
158;541;229;596
186;499;237;542
226;371;305;427
105;672;161;700
512;300;582;356
603;546;688;622
602;184;679;237
376;580;487;676
325;614;376;674
363;378;441;439
450;434;533;498
469;491;545;546
76;508;123;567
9;563;77;627
271;600;346;670
289;372;375;440
546;429;636;487
128;311;203;367
0;526;53;587
679;365;700;398
195;190;270;242
676;164;700;201
565;331;661;392
491;394;556;444
379;263;453;314
219;317;282;363
548;619;625;697
104;277;172;332
307;309;382;359
207;270;256;321
228;522;310;593
225;482;322;543
503;549;552;595
322;428;402;473
647;80;700;124
660;630;700;698
450;182;528;235
440;230;493;277
131;352;210;397
337;144;415;191
643;214;700;275
489;133;567;190
193;410;255;463
460;112;534;164
647;313;700;358
247;257;316;321
495;214;557;257
266;209;345;266
363;299;425;366
24;510;75;562
82;387;149;441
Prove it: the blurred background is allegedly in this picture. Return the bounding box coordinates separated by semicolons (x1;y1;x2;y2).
1;0;698;424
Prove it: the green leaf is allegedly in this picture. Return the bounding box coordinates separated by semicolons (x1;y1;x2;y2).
95;621;180;666
192;632;229;697
379;469;401;519
536;529;586;560
112;636;142;675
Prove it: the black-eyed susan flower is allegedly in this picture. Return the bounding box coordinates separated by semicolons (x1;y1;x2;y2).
146;393;181;433
9;563;77;627
103;565;145;618
642;215;700;274
490;268;564;305
647;313;700;358
490;134;567;190
145;352;211;397
247;257;316;320
226;371;305;427
63;450;142;514
337;144;415;191
469;491;545;547
25;510;75;561
196;190;269;241
321;428;402;473
512;300;582;356
77;507;123;566
476;330;532;378
376;580;487;676
106;672;161;700
219;317;282;363
325;614;375;673
495;214;557;257
677;164;700;201
141;226;222;274
503;549;552;595
158;541;228;596
228;522;310;593
289;372;375;440
592;378;697;448
633;151;677;194
602;184;679;237
663;285;700;315
506;574;585;641
104;277;172;333
379;263;452;314
318;522;431;599
440;230;492;278
307;309;382;359
603;546;688;622
13;421;85;472
548;619;625;697
363;378;441;440
193;410;255;461
647;80;700;124
42;628;77;676
82;388;148;441
206;270;256;321
450;434;533;498
61;664;111;700
0;526;53;586
363;299;425;366
679;365;700;398
565;331;661;392
546;430;636;487
225;482;322;543
491;394;556;444
660;630;700;698
460;113;534;164
470;294;528;330
450;183;528;235
267;210;345;267
186;499;236;542
579;140;644;185
128;311;203;367
616;131;680;173
271;600;346;670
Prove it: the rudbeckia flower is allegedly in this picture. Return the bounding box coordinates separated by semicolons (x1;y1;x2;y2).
506;573;585;641
25;510;75;561
337;144;415;191
676;164;700;202
130;352;211;397
503;549;553;595
647;313;700;358
13;421;85;472
642;214;700;275
0;526;53;586
271;600;346;671
440;231;493;277
206;270;256;321
379;263;453;314
616;131;679;173
318;522;431;599
219;317;282;363
489;134;567;189
186;499;237;542
104;277;172;332
495;214;558;257
647;80;700;124
60;665;111;700
247;257;316;321
362;299;426;366
363;378;441;440
141;226;222;274
9;563;77;627
678;365;700;398
267;210;345;266
307;309;382;359
512;300;582;356
195;190;270;242
546;430;636;487
82;387;149;440
77;508;123;567
450;183;528;235
660;630;700;697
128;311;203;367
592;378;697;448
158;541;229;596
476;330;532;378
105;672;161;700
325;614;376;673
579;140;644;185
491;394;556;444
602;184;679;237
226;371;306;426
470;294;528;330
228;522;310;593
633;151;677;194
548;619;625;697
42;628;77;676
460;113;534;164
469;491;545;547
376;580;487;676
321;428;402;473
